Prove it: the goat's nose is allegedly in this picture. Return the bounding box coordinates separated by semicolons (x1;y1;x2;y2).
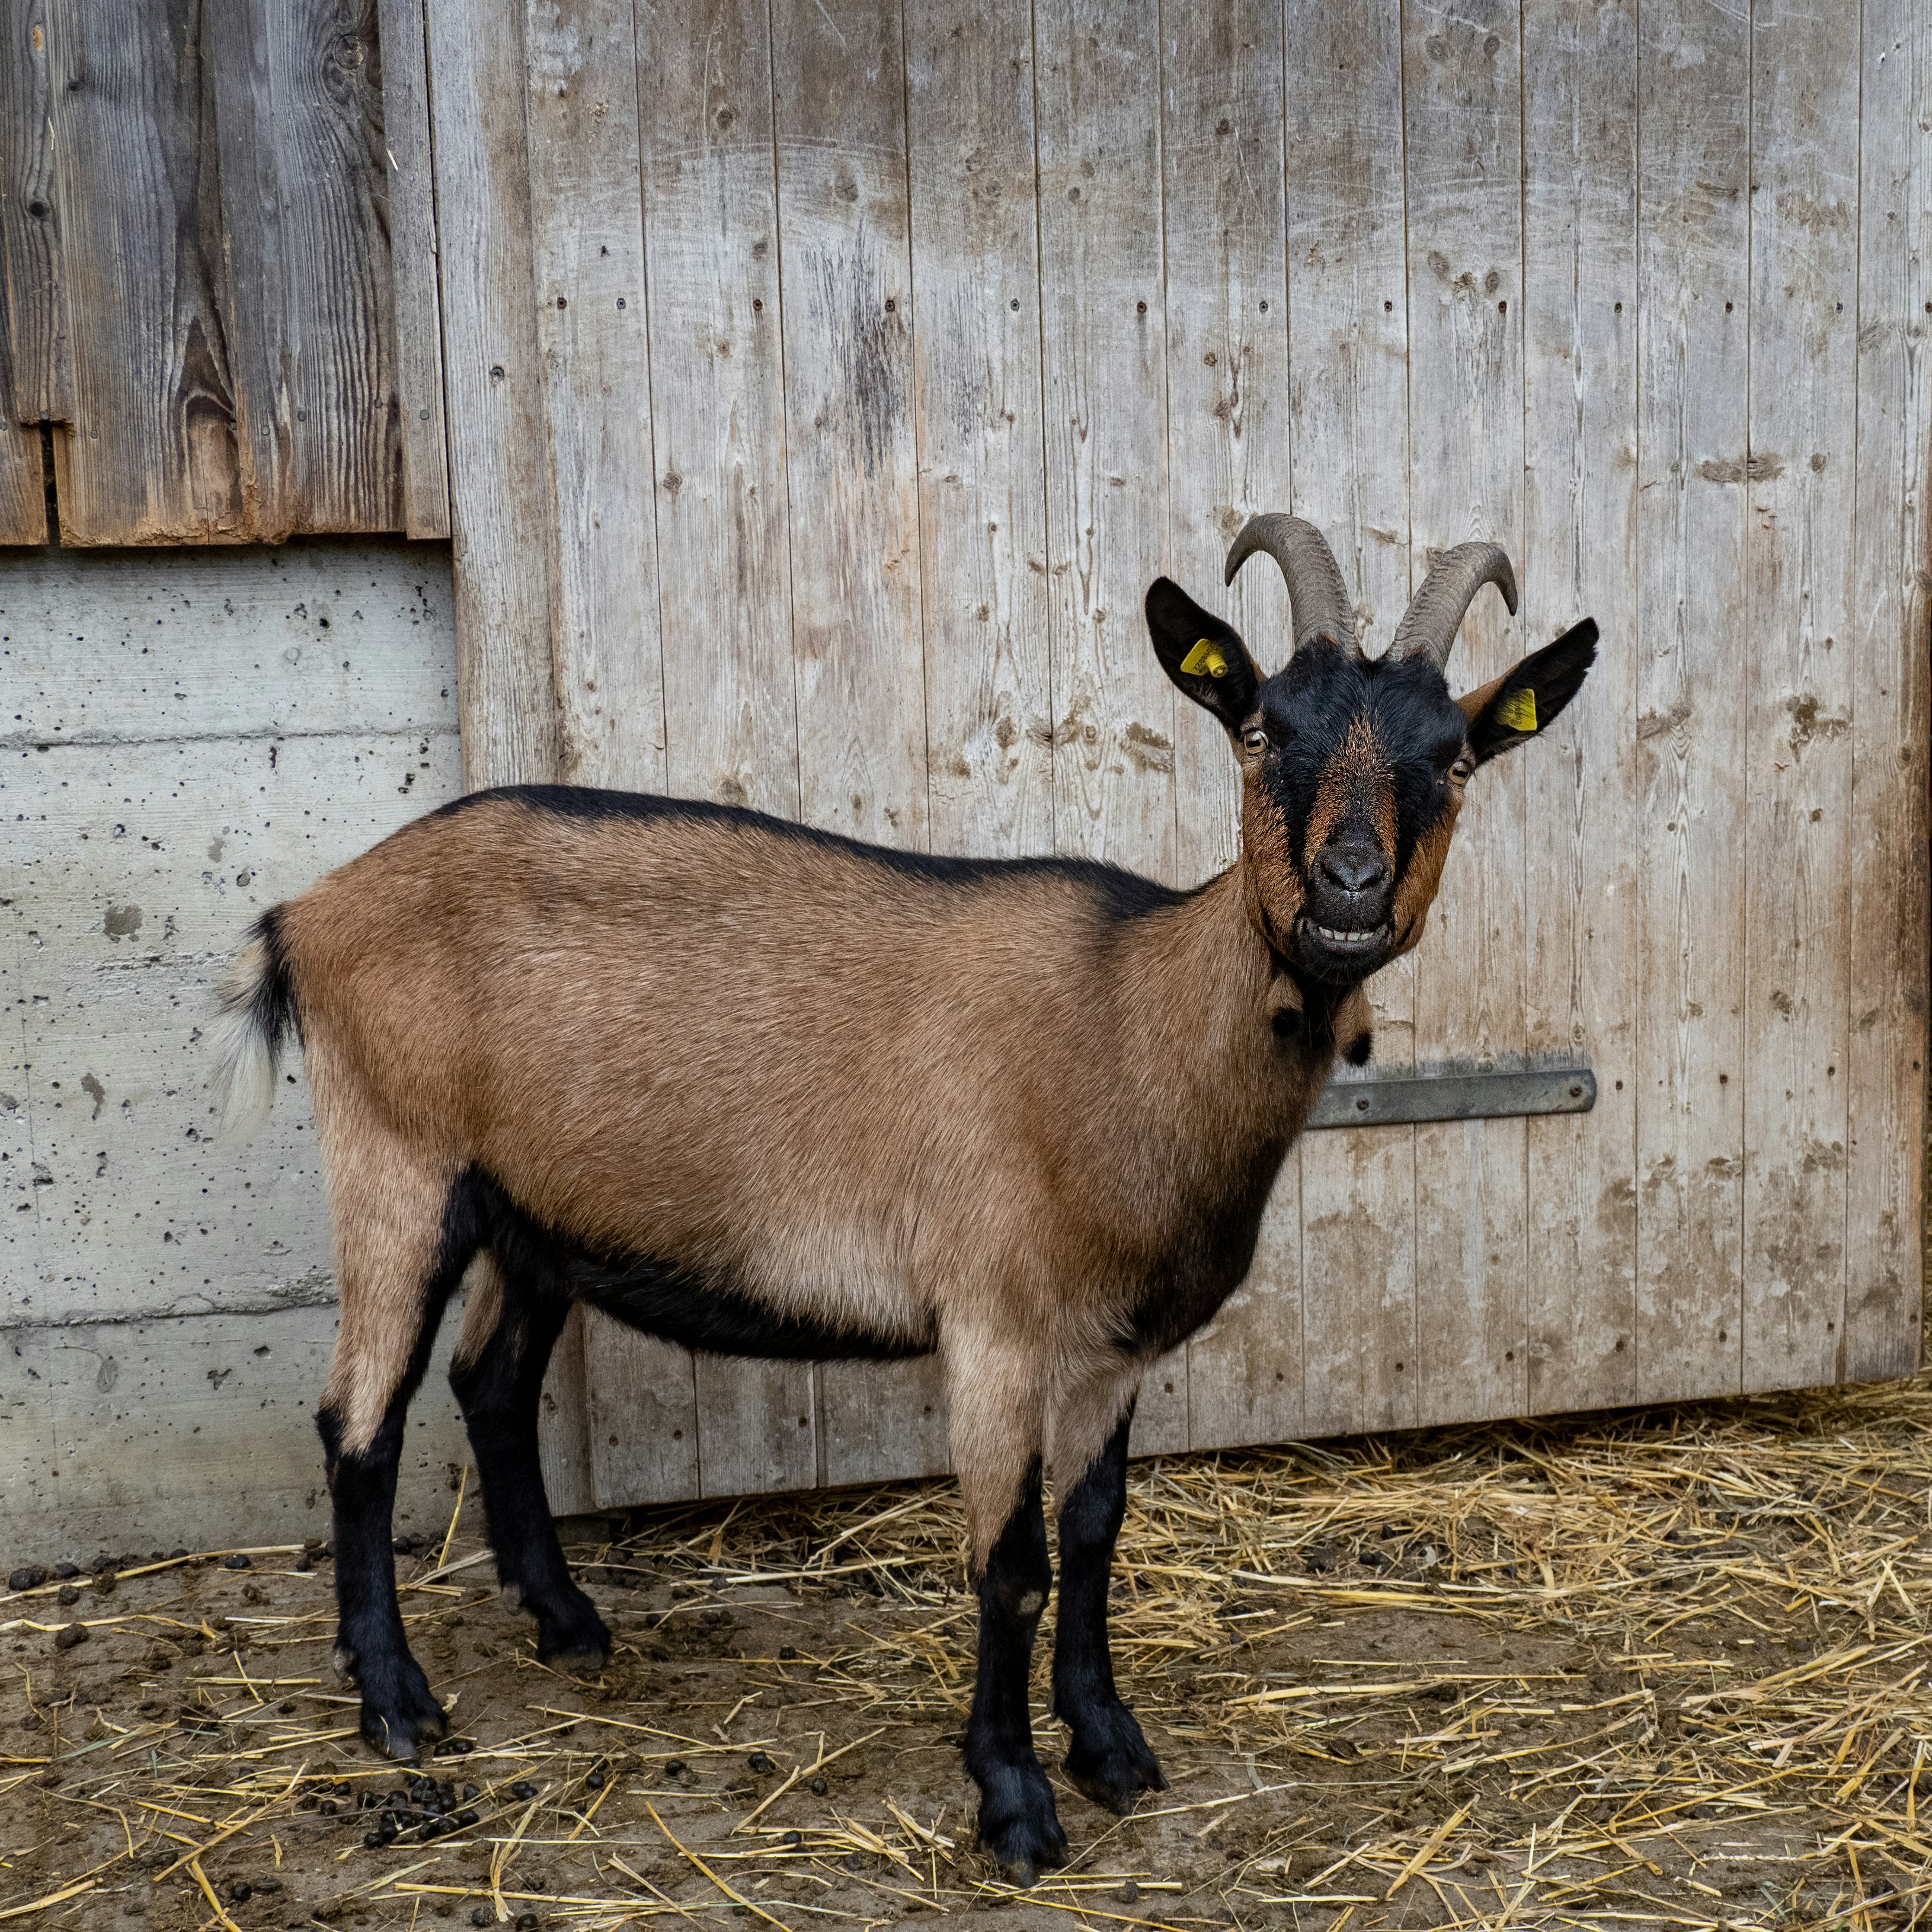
1318;843;1389;895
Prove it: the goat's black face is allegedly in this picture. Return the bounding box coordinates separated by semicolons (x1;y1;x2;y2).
1146;576;1598;985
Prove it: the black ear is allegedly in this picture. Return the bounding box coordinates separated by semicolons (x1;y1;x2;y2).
1145;577;1261;733
1460;618;1598;765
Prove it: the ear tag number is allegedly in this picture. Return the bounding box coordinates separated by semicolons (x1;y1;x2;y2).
1181;638;1229;679
1496;686;1538;733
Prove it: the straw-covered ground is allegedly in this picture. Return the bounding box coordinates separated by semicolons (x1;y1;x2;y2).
6;1374;1932;1932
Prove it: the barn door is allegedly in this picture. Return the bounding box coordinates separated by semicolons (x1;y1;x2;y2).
407;0;1930;1511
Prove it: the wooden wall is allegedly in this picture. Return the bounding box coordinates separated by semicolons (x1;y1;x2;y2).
0;0;449;543
413;0;1930;1512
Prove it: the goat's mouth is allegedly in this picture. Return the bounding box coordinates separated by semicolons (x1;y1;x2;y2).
1295;915;1393;979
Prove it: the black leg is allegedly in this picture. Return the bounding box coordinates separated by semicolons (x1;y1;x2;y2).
449;1273;610;1666
964;1460;1066;1882
318;1307;452;1760
1051;1409;1165;1812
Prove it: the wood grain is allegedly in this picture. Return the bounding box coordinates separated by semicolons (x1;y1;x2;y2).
1284;0;1416;1442
638;0;799;819
40;0;247;543
525;0;667;794
906;0;1054;862
0;276;46;539
1;0;74;424
1520;0;1639;1412
208;0;402;537
423;0;579;1505
1738;0;1860;1393
769;0;940;1484
1633;0;1750;1403
1843;0;1930;1383
636;0;807;1496
1403;0;1529;1429
769;0;926;851
522;0;696;1506
423;0;559;789
1160;0;1298;1451
375;0;452;537
1032;0;1185;1456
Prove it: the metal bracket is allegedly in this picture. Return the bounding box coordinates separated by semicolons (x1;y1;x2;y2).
1307;1064;1597;1131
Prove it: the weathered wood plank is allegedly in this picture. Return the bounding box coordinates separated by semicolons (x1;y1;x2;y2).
0;326;46;542
906;0;1054;861
1520;0;1639;1412
423;0;581;1506
1034;0;1173;881
1403;0;1529;1429
1633;0;1750;1403
208;0;403;536
1034;0;1183;1453
696;1358;818;1499
526;0;667;794
770;0;926;852
887;0;1054;1486
1159;0;1298;1451
375;0;452;538
1843;0;1930;1383
1282;0;1415;1442
1;0;74;424
524;0;692;1506
423;0;559;789
636;0;806;1499
770;0;936;1486
1739;0;1860;1394
638;0;798;817
40;0;248;543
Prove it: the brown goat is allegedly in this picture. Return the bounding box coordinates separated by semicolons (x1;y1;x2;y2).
212;516;1596;1879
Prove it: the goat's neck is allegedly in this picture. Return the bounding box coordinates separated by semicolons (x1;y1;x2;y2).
1124;858;1346;1130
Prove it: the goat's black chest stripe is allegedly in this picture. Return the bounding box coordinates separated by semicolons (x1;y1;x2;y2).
449;1167;933;1364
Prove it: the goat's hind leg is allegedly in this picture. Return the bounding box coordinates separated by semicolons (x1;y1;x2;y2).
448;1251;609;1666
316;1154;469;1759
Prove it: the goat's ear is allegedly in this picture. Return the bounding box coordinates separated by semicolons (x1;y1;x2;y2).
1458;618;1598;765
1145;577;1261;733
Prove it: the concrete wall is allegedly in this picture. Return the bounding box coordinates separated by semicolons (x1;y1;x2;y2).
1;540;472;1557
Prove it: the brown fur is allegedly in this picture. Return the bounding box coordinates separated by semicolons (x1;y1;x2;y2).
275;799;1347;1564
1303;714;1397;871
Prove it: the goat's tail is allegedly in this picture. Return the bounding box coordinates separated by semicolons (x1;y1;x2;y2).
209;906;300;1140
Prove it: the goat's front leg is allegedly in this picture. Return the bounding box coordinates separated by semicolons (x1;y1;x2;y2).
1051;1408;1165;1812
964;1458;1064;1882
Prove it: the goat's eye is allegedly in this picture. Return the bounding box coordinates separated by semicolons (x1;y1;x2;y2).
1241;727;1269;756
1449;756;1474;784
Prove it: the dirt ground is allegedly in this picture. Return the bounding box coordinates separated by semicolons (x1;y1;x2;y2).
5;1376;1931;1932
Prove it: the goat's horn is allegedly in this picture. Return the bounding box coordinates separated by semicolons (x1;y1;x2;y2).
1384;542;1518;671
1223;513;1361;657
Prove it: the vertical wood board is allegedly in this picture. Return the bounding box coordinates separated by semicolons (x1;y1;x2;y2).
375;0;453;536
1520;0;1640;1412
1633;0;1752;1402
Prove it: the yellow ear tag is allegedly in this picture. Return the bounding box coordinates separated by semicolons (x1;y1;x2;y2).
1180;638;1229;679
1495;686;1538;733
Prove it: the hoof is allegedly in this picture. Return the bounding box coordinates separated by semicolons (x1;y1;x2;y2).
529;1585;612;1671
350;1656;448;1761
971;1758;1067;1886
1062;1699;1166;1815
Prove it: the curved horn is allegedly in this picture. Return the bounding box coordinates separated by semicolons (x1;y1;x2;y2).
1384;542;1519;671
1223;513;1361;657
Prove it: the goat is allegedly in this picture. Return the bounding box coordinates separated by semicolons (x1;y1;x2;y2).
210;516;1595;1880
